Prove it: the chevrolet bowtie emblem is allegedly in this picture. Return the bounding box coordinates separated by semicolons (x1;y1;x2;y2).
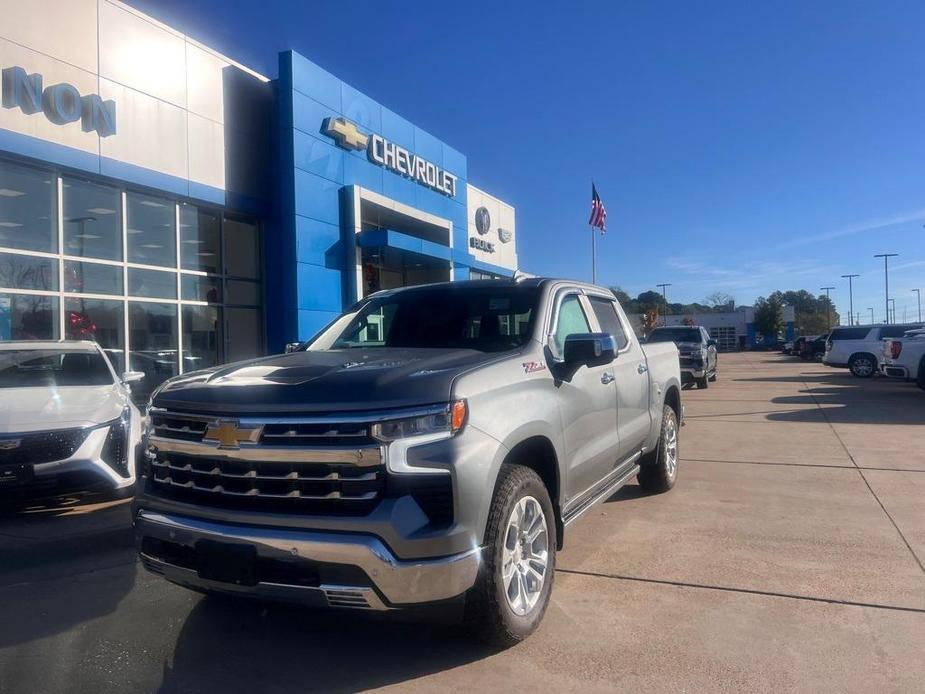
203;420;263;449
323;116;369;151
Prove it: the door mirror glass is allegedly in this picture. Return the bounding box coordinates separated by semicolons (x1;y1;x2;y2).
563;333;616;366
285;342;304;353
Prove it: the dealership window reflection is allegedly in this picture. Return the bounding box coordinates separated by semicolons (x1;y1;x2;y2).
127;192;176;267
65;297;125;372
0;161;56;253
0;293;58;340
129;302;178;403
180;204;221;273
63;177;122;261
183;305;222;371
0;252;57;291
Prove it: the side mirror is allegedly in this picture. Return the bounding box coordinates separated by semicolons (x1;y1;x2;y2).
285;342;304;353
707;339;717;347
122;371;145;384
563;333;617;366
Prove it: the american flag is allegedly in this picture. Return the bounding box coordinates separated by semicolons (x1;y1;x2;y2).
588;183;607;233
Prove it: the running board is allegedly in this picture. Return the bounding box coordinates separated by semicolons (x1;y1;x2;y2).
562;454;641;527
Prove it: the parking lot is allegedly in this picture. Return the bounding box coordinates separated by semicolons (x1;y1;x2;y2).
1;351;923;693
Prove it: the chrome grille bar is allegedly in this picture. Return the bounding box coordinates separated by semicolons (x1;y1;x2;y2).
148;436;382;466
150;459;377;482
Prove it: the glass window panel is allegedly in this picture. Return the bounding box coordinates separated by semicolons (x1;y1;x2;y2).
225;279;260;306
0;293;59;340
128;267;177;299
63;178;122;261
225;307;262;363
224;218;260;279
182;305;222;372
589;297;629;349
64;260;123;295
0;252;58;291
126;192;176;267
553;295;590;355
64;297;125;372
181;274;222;302
0;161;56;252
180;204;221;273
129;301;178;403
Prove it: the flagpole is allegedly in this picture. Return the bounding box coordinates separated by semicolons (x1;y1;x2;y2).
591;223;597;284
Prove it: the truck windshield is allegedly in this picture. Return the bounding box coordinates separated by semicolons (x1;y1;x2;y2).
308;285;538;352
0;349;114;387
647;328;702;344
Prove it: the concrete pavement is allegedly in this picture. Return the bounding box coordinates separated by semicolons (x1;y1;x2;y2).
1;352;923;692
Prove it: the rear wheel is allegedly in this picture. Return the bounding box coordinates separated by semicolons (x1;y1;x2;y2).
849;353;877;378
637;405;679;493
917;357;925;391
465;464;556;646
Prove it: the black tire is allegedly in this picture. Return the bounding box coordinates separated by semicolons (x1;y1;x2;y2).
465;464;556;646
637;405;679;493
708;370;717;382
917;357;925;392
696;375;709;389
849;353;877;378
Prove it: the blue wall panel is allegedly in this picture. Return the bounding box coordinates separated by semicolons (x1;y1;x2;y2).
413;126;444;167
297;262;343;312
294;169;341;225
289;52;342;110
341;83;382;133
380;107;415;151
343;155;383;192
296;216;342;269
293;130;344;184
443;143;468;181
292;91;339;142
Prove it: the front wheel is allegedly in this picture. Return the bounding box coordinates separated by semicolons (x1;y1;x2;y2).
637;405;679;493
696;375;709;389
465;464;556;646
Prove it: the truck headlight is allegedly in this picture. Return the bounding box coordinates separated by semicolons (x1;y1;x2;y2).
372;401;467;442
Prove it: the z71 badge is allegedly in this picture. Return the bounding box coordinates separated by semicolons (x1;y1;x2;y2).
522;361;546;374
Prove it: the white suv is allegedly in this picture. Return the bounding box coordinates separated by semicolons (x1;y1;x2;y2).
824;324;925;377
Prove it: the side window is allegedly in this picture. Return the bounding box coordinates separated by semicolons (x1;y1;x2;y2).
553;295;591;355
589;297;629;349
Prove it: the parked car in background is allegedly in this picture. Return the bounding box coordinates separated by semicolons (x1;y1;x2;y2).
824;324;925;377
801;335;827;361
134;278;683;644
0;341;144;495
880;328;925;390
782;340;794;355
791;336;808;358
646;325;718;389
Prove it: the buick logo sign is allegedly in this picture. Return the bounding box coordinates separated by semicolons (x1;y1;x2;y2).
498;227;512;243
475;206;491;235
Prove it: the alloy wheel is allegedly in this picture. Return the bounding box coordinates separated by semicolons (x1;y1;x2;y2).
501;496;549;616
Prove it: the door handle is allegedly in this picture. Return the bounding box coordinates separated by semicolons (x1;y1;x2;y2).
637;363;648;374
600;372;615;384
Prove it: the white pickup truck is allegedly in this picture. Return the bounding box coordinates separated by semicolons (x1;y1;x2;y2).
880;328;925;390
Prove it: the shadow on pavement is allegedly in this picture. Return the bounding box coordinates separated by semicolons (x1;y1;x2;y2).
157;595;499;694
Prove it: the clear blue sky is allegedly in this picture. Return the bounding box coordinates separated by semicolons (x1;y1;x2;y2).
128;0;925;324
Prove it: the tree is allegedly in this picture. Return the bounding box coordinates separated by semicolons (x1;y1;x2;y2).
768;289;840;334
704;292;735;310
753;295;784;340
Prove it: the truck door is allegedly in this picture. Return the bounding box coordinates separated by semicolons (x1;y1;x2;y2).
587;295;651;461
550;292;620;502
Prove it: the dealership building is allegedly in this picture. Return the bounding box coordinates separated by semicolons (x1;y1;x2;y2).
0;0;518;399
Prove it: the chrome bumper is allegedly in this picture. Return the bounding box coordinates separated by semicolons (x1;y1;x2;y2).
135;510;481;610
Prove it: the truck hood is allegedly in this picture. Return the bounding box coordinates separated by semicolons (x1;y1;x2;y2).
0;385;127;432
153;348;505;414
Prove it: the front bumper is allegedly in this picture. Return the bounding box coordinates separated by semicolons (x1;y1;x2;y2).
680;365;707;380
135;510;481;610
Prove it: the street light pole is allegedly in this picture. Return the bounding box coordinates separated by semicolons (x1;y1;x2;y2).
820;286;835;329
656;283;671;325
841;274;859;326
888;298;896;324
867;307;874;325
874;253;898;324
913;288;922;323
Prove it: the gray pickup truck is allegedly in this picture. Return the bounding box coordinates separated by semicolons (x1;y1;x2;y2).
134;278;682;644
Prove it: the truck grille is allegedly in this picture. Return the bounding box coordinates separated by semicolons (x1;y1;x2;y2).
145;409;384;514
0;428;88;466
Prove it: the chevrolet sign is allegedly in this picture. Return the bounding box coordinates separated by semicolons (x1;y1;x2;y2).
323;117;458;198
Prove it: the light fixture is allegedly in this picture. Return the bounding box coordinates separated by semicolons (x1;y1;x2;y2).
74;234;102;240
0;189;25;197
127;228;144;234
86;207;116;215
139;200;164;208
0;222;23;228
141;244;163;249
